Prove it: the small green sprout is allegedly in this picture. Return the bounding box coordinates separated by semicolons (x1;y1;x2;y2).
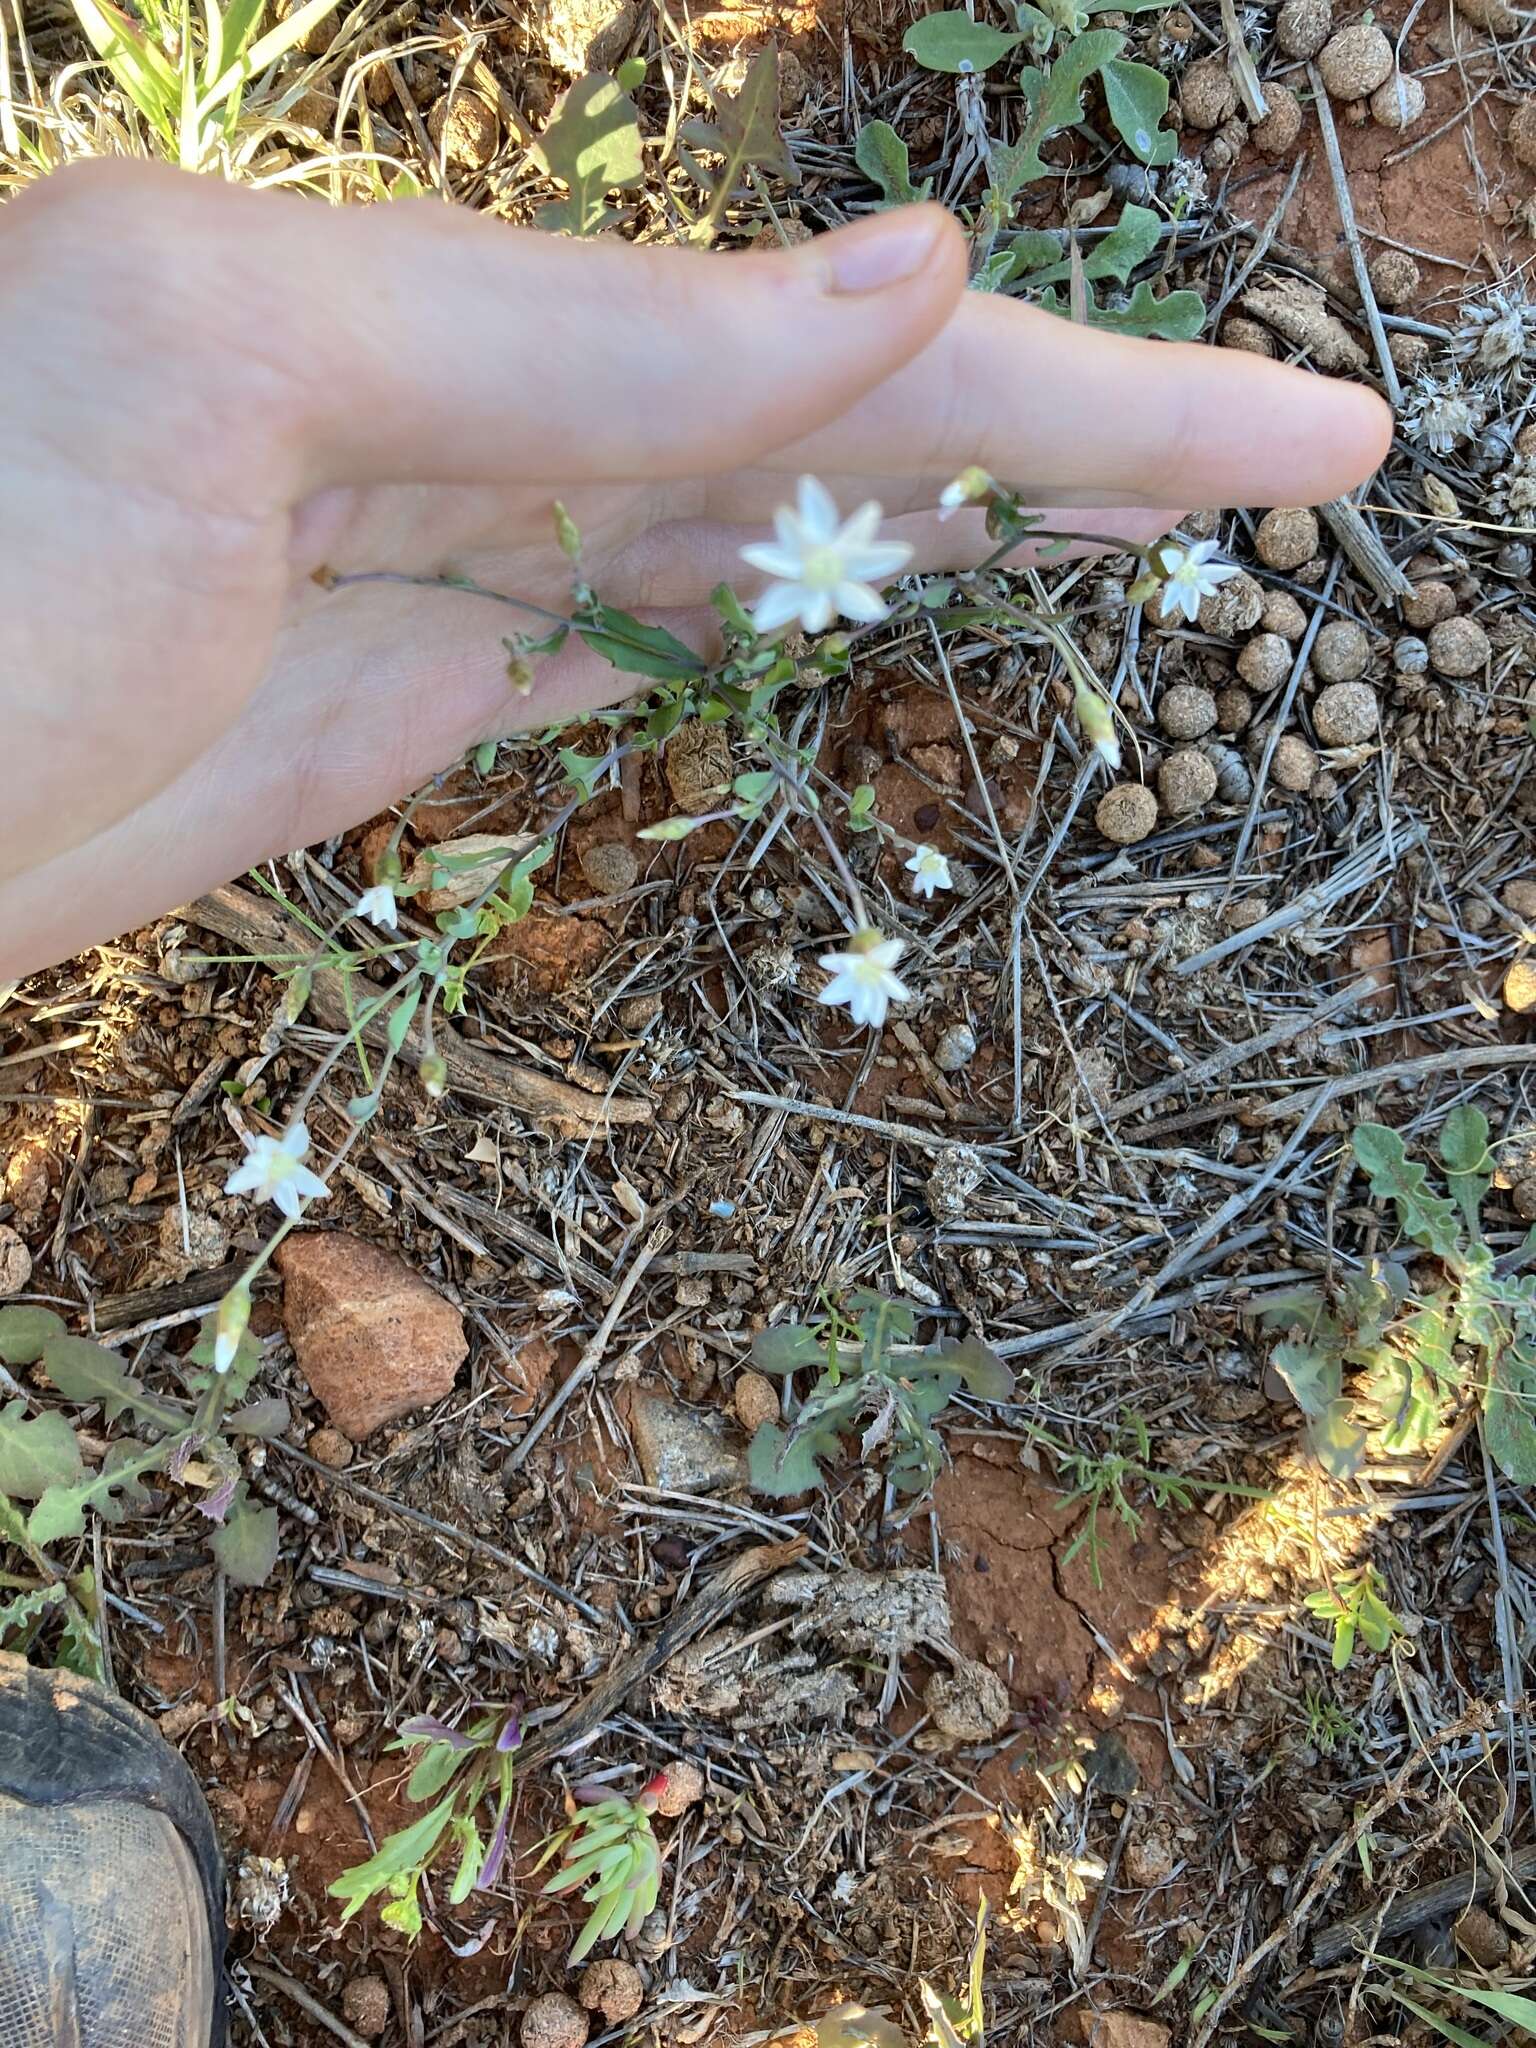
328;1702;522;1935
1304;1563;1406;1671
533;1774;666;1964
745;1290;1012;1504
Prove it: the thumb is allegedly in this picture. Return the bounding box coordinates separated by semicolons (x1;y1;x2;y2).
260;191;969;491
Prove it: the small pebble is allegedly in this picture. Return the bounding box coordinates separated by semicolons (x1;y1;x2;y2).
1261;590;1308;639
521;1993;589;2048
342;1978;391;2042
1502;879;1536;921
1223;315;1276;357
1255;506;1318;572
1180;54;1238;128
1215;685;1255;731
578;1962;646;2026
1238;632;1292;691
1494;540;1532;579
934;1021;978;1072
1272;733;1319;791
1402;578;1457;628
1512;98;1536;172
1197;570;1264;637
1317;24;1392;99
1312;617;1371;682
307;1426;354;1469
580;841;638;897
1504;960;1536;1014
1369;72;1425;130
1205;743;1254;804
1276;0;1331;58
1368;249;1421;307
1095;782;1159;844
1427;616;1491;677
1393;634;1429;674
655;1760;705;1816
1252;81;1303;155
0;1224;32;1299
1313;680;1379;746
733;1371;779;1433
428;90;499;169
1158;748;1219;816
1157;683;1219;739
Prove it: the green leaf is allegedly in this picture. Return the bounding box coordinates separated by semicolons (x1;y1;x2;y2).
533;72;645;236
1099;54;1177;164
406;1739;468;1804
210;1494;279;1586
71;0;179;136
853;118;933;205
43;1334;171;1427
575;605;704;683
637;814;708;842
27;1441;158;1546
933;1337;1013;1402
328;1796;457;1919
994;31;1122;200
0;1400;82;1500
903;9;1025;71
387;985;423;1052
751;1325;825;1375
1353;1123;1463;1262
1311;1399;1367;1481
747;1420;832;1496
1036;279;1205;338
1485;1348;1536;1485
1439;1104;1492;1235
0;1307;65;1366
558;747;607;800
678;47;799;205
225;1396;291;1439
1010;201;1161;288
1270;1338;1339;1421
1380;1989;1491;2048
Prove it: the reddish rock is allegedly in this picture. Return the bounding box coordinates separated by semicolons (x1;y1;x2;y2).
275;1232;467;1441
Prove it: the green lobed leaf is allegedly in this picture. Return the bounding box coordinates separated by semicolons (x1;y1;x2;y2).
1008;201;1160;288
1310;1398;1367;1481
747;1419;833;1496
210;1494;279;1586
1035;278;1205;338
0;1400;83;1501
1099;54;1177;165
903;10;1025;71
1353;1122;1464;1263
43;1332;178;1428
1439;1104;1493;1235
994;31;1123;200
678;48;799;199
1270;1338;1340;1421
751;1324;825;1375
1485;1346;1536;1485
533;72;645;236
853;118;933;205
932;1336;1013;1402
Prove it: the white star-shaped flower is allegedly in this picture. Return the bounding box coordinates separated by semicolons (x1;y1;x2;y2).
1156;539;1239;624
355;883;399;930
740;477;913;637
905;845;953;899
224;1122;330;1221
817;928;911;1030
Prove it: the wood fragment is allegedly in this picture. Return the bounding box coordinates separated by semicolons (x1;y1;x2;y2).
1313;1844;1536;1967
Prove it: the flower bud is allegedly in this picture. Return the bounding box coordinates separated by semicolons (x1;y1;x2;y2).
420;1053;448;1098
213;1282;252;1375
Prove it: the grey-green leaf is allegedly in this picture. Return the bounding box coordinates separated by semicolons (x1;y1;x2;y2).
533;73;645;237
751;1325;825;1375
994;31;1123;200
1035;279;1205;338
0;1306;66;1366
853;118;933;205
1485;1351;1536;1485
1099;54;1177;164
747;1421;830;1496
210;1496;280;1587
902;10;1025;71
1012;201;1161;288
0;1400;83;1500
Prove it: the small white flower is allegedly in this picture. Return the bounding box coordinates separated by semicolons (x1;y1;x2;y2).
937;466;993;521
740;476;913;637
355;883;399;930
224;1122;330;1221
1156;538;1239;624
905;845;953;899
817;928;912;1030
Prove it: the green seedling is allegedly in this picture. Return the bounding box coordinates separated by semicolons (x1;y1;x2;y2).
1304;1562;1406;1670
1260;1109;1536;1483
0;1302;289;1671
532;1775;665;1964
329;1701;523;1935
812;1899;990;2047
69;0;341;171
746;1290;1013;1503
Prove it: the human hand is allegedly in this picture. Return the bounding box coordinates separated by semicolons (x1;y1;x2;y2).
0;161;1389;979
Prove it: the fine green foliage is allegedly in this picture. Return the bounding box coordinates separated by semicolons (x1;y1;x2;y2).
1304;1562;1406;1670
1260;1110;1536;1484
745;1291;1012;1503
329;1703;522;1935
68;0;340;170
533;1778;664;1964
0;1300;289;1678
533;72;646;236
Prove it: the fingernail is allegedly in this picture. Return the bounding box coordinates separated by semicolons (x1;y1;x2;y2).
819;207;943;294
